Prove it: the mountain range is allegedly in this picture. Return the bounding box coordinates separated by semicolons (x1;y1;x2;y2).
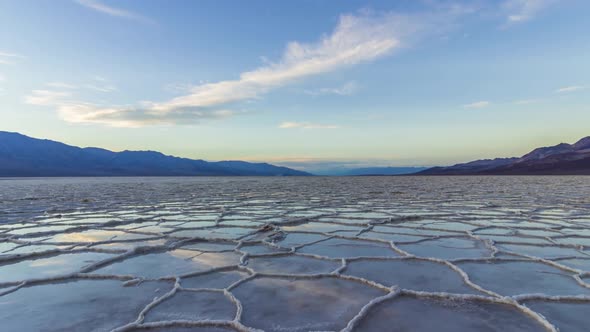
417;136;590;175
315;166;428;176
0;131;309;177
2;131;589;177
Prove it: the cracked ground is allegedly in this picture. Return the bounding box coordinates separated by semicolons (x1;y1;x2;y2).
1;176;589;332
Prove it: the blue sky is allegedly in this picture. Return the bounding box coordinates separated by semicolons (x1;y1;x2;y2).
1;0;589;171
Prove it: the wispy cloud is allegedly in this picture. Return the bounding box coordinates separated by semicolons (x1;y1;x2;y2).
84;84;117;93
513;99;541;105
0;51;22;57
304;81;359;96
148;11;421;114
463;101;491;109
46;80;116;92
25;90;72;105
24;89;235;128
75;0;153;23
502;0;556;24
47;82;78;89
555;85;587;93
0;51;24;65
279;121;339;130
27;8;468;127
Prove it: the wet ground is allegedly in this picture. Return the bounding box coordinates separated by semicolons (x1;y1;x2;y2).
0;176;589;331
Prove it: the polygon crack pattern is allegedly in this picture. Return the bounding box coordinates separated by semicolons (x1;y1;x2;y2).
0;176;589;331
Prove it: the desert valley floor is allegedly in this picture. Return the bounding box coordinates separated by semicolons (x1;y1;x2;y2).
0;176;589;331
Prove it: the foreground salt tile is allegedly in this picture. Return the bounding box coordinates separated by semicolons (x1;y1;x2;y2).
0;251;115;283
297;238;399;258
48;229;156;243
247;254;340;275
0;243;63;256
359;231;430;243
398;237;491;260
344;258;481;294
238;243;288;254
94;250;241;278
233;276;384;331
355;296;546;331
181;241;237;252
0;279;172;331
270;232;328;248
497;243;585;259
129;328;234;332
282;222;365;233
554;258;590;272
457;261;590;296
181;269;249;289
524;300;590;332
169;227;254;239
144;290;236;322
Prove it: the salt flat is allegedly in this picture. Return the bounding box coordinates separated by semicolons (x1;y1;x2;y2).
0;176;589;331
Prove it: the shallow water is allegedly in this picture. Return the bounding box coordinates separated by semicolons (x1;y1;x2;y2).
0;176;589;331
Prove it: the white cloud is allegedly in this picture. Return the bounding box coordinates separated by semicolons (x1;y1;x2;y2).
24;90;72;105
304;81;359;96
555;85;587;93
279;122;339;130
463;101;491;109
24;89;234;128
47;82;78;89
27;8;467;127
25;83;247;127
0;51;21;57
513;99;541;105
148;12;416;114
84;84;117;92
164;83;194;94
46;79;116;92
0;51;24;65
75;0;153;23
503;0;556;24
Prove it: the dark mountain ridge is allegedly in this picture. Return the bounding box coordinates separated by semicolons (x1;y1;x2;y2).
418;136;590;175
0;131;310;177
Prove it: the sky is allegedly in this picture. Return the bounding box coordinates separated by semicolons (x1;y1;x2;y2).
1;0;589;172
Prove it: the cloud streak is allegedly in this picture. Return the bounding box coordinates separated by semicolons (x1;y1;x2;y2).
279;122;340;130
24;89;235;128
502;0;556;24
555;85;587;93
47;82;79;89
463;101;491;109
27;8;467;127
304;81;359;96
0;51;24;65
75;0;153;23
148;12;418;114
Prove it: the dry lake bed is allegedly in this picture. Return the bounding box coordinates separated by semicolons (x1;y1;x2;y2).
0;176;589;332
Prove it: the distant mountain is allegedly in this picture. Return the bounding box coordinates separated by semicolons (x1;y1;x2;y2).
417;136;590;175
417;158;518;175
339;167;428;176
307;166;427;176
0;131;310;177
